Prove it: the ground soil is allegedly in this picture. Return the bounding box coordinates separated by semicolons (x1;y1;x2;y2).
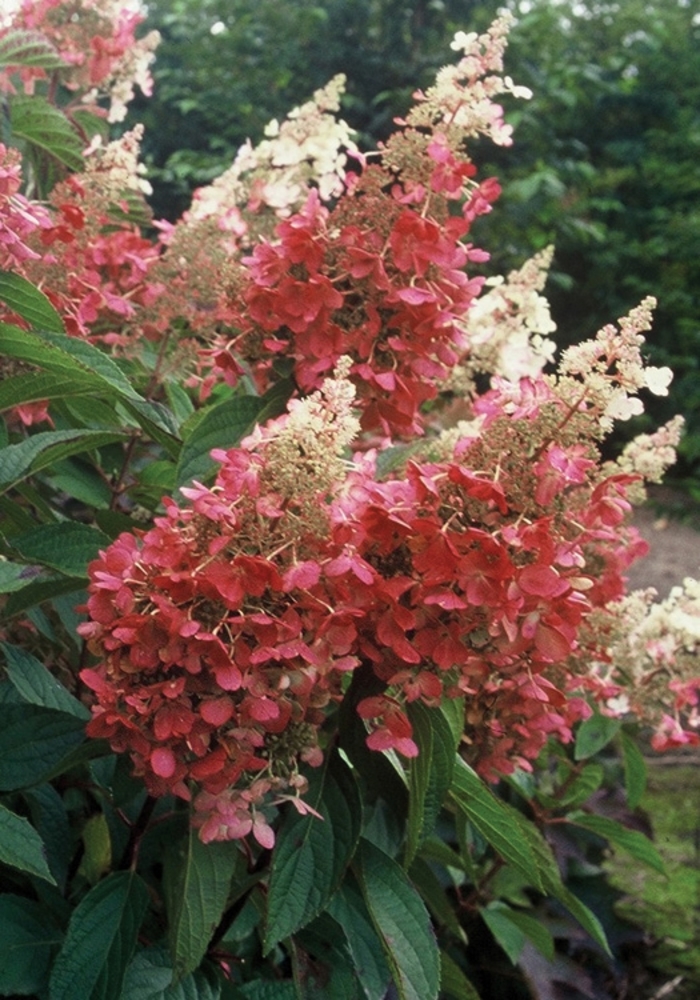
627;489;700;597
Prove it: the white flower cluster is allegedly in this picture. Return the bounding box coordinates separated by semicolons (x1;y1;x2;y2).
459;247;557;382
617;415;685;483
186;75;357;229
558;296;673;430
83;126;152;196
407;14;532;147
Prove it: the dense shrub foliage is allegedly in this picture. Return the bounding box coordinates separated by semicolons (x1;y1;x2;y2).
0;2;698;998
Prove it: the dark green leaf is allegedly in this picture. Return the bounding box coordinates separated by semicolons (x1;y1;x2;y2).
620;730;647;810
9;522;110;579
574;714;621;760
0;561;37;593
49;871;149;1000
121;945;222;1000
556;763;604;809
439;951;482;1000
234;982;296;1000
0;270;64;332
481;904;525;965
0;893;62;995
164;825;245;980
567;811;665;873
24;784;73;891
1;642;90;719
449;760;539;887
3;574;87;617
0;29;65;69
0;372;94;410
0;802;56;884
326;877;392;1000
265;751;362;952
0;704;86;790
405;702;455;867
408;857;466;943
0;428;127;493
10;94;84;171
292;919;364;1000
175;395;271;488
354;838;440;1000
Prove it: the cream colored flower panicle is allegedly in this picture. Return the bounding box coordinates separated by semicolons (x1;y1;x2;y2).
186;75;357;227
557;296;673;431
82;126;152;196
454;247;556;385
407;14;532;147
617;415;685;483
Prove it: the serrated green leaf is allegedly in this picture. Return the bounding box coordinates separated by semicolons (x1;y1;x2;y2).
481;904;525;965
0;704;86;790
567;811;665;873
0;372;95;410
175;395;270;488
408;857;466;943
449;760;539;888
353;838;440;1000
8;522;110;579
0;560;37;593
0;270;64;332
327;877;392;1000
620;730;647;809
556;763;604;809
505;813;611;954
235;982;296;1000
574;714;621;760
293;917;364;1000
0;29;66;69
24;784;73;891
405;703;455;868
121;945;222;1000
164;825;244;980
0;893;62;995
0;428;126;494
11;94;84;171
265;751;362;952
1;642;90;719
0;802;56;884
49;871;148;1000
439;951;482;1000
3;573;86;616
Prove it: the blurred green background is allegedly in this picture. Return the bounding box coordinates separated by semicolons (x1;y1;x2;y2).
126;0;700;486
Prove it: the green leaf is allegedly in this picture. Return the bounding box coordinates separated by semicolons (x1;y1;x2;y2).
3;574;87;617
439;951;482;1000
481;904;525;965
1;642;90;719
0;270;64;332
77;814;112;885
0;704;86;790
353;838;440;1000
326;877;392;1000
234;982;296;1000
506;813;611;954
164;825;244;980
50;871;149;1000
0;372;95;411
293;918;364;1000
405;702;455;867
175;395;271;488
0;428;127;494
555;763;605;809
121;945;222;1000
265;751;362;952
0;893;62;996
620;730;647;809
0;560;37;593
24;784;73;891
408;857;466;943
574;714;621;760
0;802;56;884
9;522;110;579
0;29;65;68
10;94;84;171
449;760;539;888
567;811;665;873
482;902;554;964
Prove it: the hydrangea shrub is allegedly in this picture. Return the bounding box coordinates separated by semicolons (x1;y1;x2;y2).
0;3;695;997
